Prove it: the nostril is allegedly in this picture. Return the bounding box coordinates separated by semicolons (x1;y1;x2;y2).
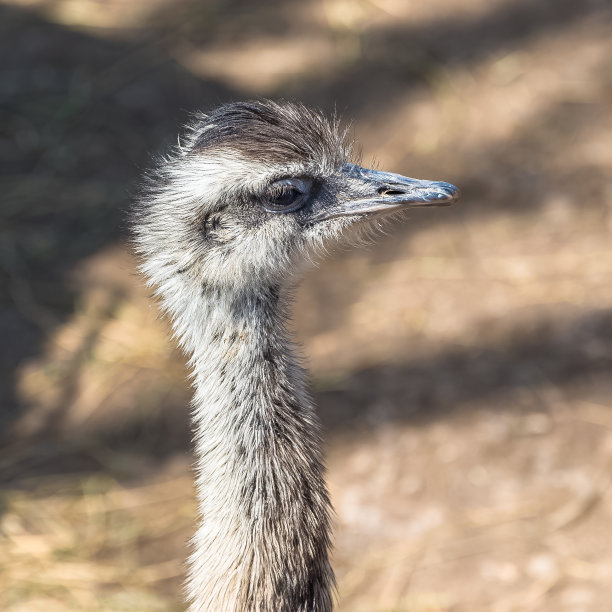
378;186;405;196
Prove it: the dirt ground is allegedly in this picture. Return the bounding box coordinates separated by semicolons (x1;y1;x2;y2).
1;0;612;610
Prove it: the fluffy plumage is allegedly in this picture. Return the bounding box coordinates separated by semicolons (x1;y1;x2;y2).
133;100;459;612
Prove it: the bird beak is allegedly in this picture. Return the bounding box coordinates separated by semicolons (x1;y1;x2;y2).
311;163;460;221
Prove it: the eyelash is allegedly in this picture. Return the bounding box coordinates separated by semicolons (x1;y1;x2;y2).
263;177;312;213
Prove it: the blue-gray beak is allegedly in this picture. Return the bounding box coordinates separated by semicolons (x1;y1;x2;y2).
312;163;460;221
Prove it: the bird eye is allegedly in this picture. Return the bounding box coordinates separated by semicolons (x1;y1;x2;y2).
264;178;311;213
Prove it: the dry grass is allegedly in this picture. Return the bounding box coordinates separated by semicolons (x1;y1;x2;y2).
1;442;194;611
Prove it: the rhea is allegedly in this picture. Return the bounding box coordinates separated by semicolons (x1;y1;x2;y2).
133;100;459;611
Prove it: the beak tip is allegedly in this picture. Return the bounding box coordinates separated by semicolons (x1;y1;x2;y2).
437;181;461;205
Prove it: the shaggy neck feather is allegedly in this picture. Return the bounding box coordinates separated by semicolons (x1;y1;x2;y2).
173;280;334;612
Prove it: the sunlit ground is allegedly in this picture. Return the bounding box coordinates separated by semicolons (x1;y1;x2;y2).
2;0;612;610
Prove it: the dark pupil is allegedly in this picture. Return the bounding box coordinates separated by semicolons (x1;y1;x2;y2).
271;186;300;207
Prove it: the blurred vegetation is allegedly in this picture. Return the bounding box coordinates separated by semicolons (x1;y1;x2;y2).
1;0;612;610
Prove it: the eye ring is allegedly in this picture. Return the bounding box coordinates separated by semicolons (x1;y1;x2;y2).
263;177;312;213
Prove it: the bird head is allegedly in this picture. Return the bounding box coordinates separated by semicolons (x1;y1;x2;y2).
134;100;459;294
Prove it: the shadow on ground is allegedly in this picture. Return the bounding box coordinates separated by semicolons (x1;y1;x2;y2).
1;0;611;479
317;308;612;431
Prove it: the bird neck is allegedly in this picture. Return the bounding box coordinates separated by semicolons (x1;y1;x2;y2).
178;281;334;612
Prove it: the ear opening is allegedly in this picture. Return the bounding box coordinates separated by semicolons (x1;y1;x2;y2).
198;211;225;243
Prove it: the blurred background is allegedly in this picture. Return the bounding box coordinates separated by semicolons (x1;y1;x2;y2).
1;0;612;610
